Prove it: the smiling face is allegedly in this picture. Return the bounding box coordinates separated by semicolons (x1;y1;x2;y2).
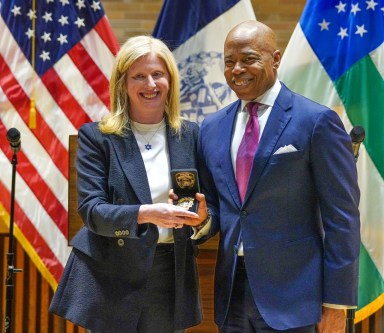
126;52;170;123
224;21;281;101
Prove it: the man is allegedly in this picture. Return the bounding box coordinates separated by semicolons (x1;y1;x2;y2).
197;20;360;333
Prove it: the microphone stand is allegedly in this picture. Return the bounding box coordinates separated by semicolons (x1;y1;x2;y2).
346;309;355;333
345;126;365;333
4;151;22;333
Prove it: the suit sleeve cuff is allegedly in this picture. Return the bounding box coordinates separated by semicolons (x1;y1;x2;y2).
322;303;357;309
191;212;211;239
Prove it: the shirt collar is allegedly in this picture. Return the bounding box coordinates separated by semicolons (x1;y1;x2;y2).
240;80;282;112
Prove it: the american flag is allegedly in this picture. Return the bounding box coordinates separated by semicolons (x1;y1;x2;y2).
0;0;118;288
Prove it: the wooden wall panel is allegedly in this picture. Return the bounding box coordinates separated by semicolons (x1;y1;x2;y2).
186;250;217;333
27;262;37;333
14;244;24;333
0;236;86;333
68;135;82;244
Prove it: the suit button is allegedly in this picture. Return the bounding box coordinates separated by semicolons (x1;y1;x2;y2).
117;239;125;247
115;230;129;236
240;210;247;218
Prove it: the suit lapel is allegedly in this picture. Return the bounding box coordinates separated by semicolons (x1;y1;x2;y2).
243;85;292;204
219;100;243;209
110;130;152;204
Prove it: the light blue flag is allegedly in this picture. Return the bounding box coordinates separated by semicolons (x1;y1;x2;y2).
153;0;256;124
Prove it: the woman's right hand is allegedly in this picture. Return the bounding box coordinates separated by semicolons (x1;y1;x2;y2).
137;203;199;228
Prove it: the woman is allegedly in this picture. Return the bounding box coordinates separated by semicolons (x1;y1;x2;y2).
49;36;208;333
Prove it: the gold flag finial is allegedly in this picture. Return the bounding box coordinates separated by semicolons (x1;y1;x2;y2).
29;97;36;129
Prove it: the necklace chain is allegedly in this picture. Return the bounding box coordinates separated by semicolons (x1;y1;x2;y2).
132;121;165;151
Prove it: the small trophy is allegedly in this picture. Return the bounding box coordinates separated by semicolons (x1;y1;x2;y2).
170;168;200;213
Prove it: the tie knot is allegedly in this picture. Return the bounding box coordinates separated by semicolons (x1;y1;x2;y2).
246;102;259;116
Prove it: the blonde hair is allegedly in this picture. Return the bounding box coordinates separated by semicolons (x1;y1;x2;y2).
99;35;181;135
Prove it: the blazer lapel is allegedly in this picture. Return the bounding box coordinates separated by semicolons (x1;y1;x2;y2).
110;130;152;204
219;100;243;209
243;85;292;204
167;124;185;170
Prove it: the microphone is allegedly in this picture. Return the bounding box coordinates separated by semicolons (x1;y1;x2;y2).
6;128;21;153
349;126;365;162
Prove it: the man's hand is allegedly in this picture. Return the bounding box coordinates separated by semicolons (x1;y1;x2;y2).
316;307;346;333
169;190;208;227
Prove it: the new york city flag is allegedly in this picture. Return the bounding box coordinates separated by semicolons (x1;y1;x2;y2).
279;0;384;322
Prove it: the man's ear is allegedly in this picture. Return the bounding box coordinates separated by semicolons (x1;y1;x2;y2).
272;50;281;70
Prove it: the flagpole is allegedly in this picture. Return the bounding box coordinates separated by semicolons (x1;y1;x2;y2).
4;130;23;333
346;125;366;333
29;0;37;129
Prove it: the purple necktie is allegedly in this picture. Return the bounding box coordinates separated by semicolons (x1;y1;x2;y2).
236;102;260;202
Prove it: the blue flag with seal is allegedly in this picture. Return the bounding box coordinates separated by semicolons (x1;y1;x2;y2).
153;0;256;124
279;0;384;322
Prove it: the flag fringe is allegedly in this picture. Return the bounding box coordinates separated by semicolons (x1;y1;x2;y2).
355;293;384;323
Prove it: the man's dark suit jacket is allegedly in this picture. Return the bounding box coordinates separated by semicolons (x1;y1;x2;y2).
198;82;360;330
50;120;202;332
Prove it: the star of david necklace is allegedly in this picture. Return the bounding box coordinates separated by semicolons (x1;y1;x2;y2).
132;119;165;151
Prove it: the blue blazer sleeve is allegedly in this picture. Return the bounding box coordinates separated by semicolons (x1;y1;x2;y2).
310;109;360;305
